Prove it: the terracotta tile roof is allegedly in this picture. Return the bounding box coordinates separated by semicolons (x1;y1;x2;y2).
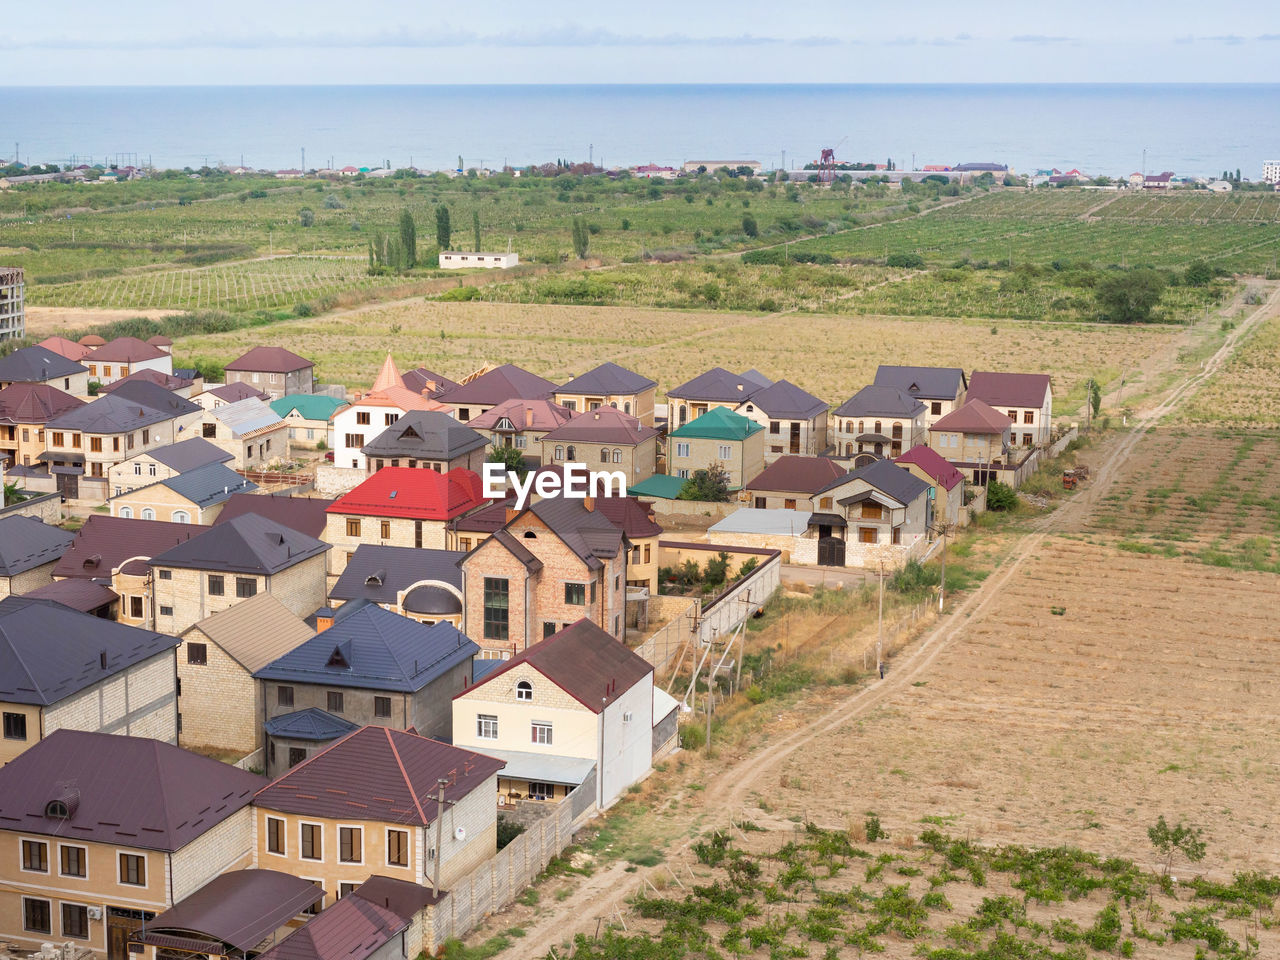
355;385;451;413
930;398;1014;435
540;406;659;445
895;445;965;491
746;456;848;494
0;382;84;424
225;346;314;374
459;618;652;713
253;725;504;823
328;467;487;521
468;397;572;432
439;364;557;405
0;729;264;850
967;371;1052;409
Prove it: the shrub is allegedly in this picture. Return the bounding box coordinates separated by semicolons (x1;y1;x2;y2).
496;816;525;851
681;723;706;750
440;285;480;302
986;480;1018;511
298;207;315;227
886;252;925;269
742;215;759;238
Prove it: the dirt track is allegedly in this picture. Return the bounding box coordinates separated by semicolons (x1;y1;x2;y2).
491;286;1280;959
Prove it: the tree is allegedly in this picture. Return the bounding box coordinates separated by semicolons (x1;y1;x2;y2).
986;480;1018;511
2;482;26;508
298;207;315;227
677;463;731;502
486;445;527;481
435;204;451;250
1085;378;1102;420
1096;269;1166;323
398;209;417;269
1148;816;1206;876
1184;260;1213;286
742;215;758;238
571;216;589;259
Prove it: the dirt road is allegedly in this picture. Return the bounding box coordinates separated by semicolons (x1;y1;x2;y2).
495;283;1280;960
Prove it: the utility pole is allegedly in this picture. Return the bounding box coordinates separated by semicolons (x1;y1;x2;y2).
301;147;305;173
432;777;449;892
938;525;948;613
706;636;714;753
876;561;885;679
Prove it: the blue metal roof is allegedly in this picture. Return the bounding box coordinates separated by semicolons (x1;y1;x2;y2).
253;605;478;693
264;707;358;742
161;463;258;509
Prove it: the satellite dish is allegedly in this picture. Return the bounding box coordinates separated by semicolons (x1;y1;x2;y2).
454;826;466;841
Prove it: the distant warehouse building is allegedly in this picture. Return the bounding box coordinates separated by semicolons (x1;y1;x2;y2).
0;267;22;342
439;251;519;269
683;160;763;175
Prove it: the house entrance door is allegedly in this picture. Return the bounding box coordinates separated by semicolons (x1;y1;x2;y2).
107;907;152;960
817;537;845;567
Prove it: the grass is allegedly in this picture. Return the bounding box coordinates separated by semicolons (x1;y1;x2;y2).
1180;305;1280;426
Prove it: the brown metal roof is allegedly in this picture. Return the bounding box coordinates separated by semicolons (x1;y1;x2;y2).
20;578;117;612
593;496;663;539
254;726;504;824
187;593;314;673
0;729;265;851
255;893;405;960
745;456;848;494
540;406;660;445
930;398;1014;435
459;618;653;713
0;382;85;424
967;371;1052;409
351;875;443;916
84;336;168;363
214;493;335;539
224;346;314;374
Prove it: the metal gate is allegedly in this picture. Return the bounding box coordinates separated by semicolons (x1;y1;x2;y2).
817;537;846;567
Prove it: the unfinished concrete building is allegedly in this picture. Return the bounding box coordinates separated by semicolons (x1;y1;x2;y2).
0;268;23;341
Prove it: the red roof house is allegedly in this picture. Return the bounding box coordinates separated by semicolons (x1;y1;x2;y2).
327;467;486;522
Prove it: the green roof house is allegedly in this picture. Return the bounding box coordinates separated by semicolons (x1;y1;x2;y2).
666;407;765;490
269;394;349;450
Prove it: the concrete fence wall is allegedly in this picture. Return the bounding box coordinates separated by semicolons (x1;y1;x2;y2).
647;498;739;521
631;599;699;677
314;463;367;496
234;747;265;772
1047;425;1080;459
697;549;781;645
0;490;61;524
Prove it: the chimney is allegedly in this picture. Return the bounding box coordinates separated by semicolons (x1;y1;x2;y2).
426;380;437;394
583;496;594;512
736;383;744;392
525;407;533;428
316;611;334;633
593;412;600;420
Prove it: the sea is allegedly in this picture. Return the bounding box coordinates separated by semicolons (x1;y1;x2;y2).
3;84;1278;179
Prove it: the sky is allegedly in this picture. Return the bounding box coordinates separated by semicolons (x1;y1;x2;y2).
2;1;1279;85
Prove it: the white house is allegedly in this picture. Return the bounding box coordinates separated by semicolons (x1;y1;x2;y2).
331;354;452;470
84;337;173;386
439;251;519;270
451;619;655;809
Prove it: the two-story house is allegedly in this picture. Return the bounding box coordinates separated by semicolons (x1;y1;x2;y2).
554;362;658;426
224;346;315;400
438;363;558;423
270;394;350;451
459;497;627;659
452;619;654;809
149;513;331;635
667;407;765;490
0;517;74;600
83;337;173;387
733;379;829;462
255;605;478;775
872;365;968;428
467;398;573;465
594;496;663;596
896;445;966;528
807;458;933;567
0;730;264;960
108;461;258;524
252;726;503;900
0;596;180;764
107;436;233;497
832;385;928;464
966;371;1053;448
323;467;487;578
360;410;488;474
928;398;1014;484
189;397;289;470
0;383;84;472
0;344;89;394
329;544;465;627
332;355;452;471
745;456;848;512
539;407;660;487
665;367;771;428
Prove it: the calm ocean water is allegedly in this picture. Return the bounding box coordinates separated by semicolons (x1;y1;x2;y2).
3;84;1278;178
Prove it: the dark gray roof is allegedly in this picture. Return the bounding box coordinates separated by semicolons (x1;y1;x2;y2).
742;379;827;420
667;367;771;403
214;493;335;539
823;457;931;505
0;345;87;383
559;362;656;396
360;410;488;461
46;393;174;434
330;544;464;607
528;497;624;570
147;436;234;472
0;595;179;705
0;729;264;851
151;462;258;509
873;365;967;401
0;516;75;577
254;605;478;692
834;385;927;419
106;379;201;418
264;707;358;741
151;513;329;575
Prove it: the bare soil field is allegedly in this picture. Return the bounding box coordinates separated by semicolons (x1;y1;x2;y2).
172;300;1185;413
1178;305;1280;427
23;305;180;336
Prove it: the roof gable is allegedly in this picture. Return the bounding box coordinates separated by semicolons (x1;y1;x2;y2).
558;362;656;396
439;364;557;405
190;593;315;673
0;345;88;382
967;371;1053;408
667;367;771;403
151;513;330;574
224;346;314;373
540;406;660;445
833;385;927;419
360;410;487;459
739;379;827;420
930;398;1014;434
895;445;965;491
873;365;967;400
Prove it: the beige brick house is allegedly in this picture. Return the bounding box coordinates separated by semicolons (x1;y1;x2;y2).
872;365;968;428
667;407;765;491
149;513;330;635
106;436;233;497
538;406;659;488
252;727;503;904
0;596;180;765
177;594;315;758
108;462;258;525
733;379;829;462
554;362;658;427
459;497;627;659
0;382;84;472
832;384;928;464
665;367;771;428
189;397;289;470
928;398;1014;482
967;371;1053;448
224;346;315;400
0;516;73;601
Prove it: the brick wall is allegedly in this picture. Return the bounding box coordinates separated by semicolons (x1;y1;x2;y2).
669;433;765;489
44;648;178;745
153;553;325;634
323;513;447;576
0;559;58;600
170;806;255;902
177;627;260;755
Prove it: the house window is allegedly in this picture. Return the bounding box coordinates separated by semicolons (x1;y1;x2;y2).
142;429;150;445
600;448;609;464
528;782;555;800
356;411;371;425
203;423;218;438
718;445;732;460
187;642;208;665
675;442;690;458
931;401;942;416
1022;433;1033;447
277;685;294;707
236;577;257;598
892;527;902;545
118;506;133;519
21;839;48;872
113;437;120;452
160;605;173;617
141;508;155;521
90;437;102;452
339;827;362;863
374;696;392;718
531;722;553;745
784;498;797;509
1007;410;1017;421
345;433;365;449
103;366;112;378
384;413;396;426
387;829;409;867
289;747;307;768
564;582;586;605
267;817;285;855
769;422;780;434
380;520;391;539
23;898;51;934
1023;410;1035;424
61;904;89;940
567;445;576;460
124;595;141;619
543;621;557;639
346;517;361;537
477;714;498;739
300;823;322;861
208;574;225;596
613;448;622;463
327;691;344;714
172;510;190;523
644;544;651;563
516;680;532;701
677;469;689;479
119;853;146;886
133;462;142;475
819;497;833;510
483;577;509;640
862;502;883;520
4;712;27;741
554;445;564;461
52;432;64;447
339;883;357;899
515;435;526;449
301;880;322;915
415;520;423;548
60;845;86;878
